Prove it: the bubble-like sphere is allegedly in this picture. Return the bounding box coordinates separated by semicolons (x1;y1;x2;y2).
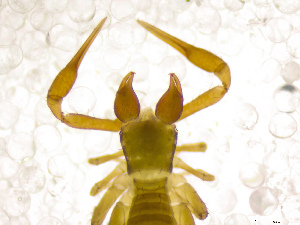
7;132;35;162
233;103;258;130
0;45;22;75
103;47;129;70
0;138;6;155
255;4;274;22
10;215;30;225
271;43;290;62
14;114;35;134
269;113;297;138
105;72;123;92
47;24;79;52
38;216;63;225
206;216;222;225
217;28;244;56
48;154;73;177
34;99;56;124
110;0;137;21
253;0;269;6
266;172;289;196
47;177;66;196
30;8;53;32
128;59;149;83
68;147;87;164
194;4;221;34
108;22;134;49
287;33;300;58
19;166;46;193
281;61;300;84
0;91;4;102
142;40;168;64
0;180;11;191
249;187;278;216
239;162;266;188
68;0;95;23
0;101;19;129
0;210;10;225
84;130;112;153
212;188;237;213
224;0;244;11
132;23;147;44
160;56;187;82
68;167;85;191
176;10;195;28
258;58;281;83
8;0;37;13
265;150;289;173
230;7;257;31
281;194;300;222
273;0;300;14
135;1;151;11
6;86;29;109
68;87;96;114
157;1;175;23
274;84;300;113
63;208;89;225
224;213;251;225
34;125;61;152
25;68;49;94
5;188;31;217
44;0;68;13
0;25;16;46
293;151;300;175
168;0;192;10
0;155;19;178
1;5;25;30
265;18;292;43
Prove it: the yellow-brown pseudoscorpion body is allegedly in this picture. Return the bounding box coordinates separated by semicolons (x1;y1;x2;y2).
47;17;230;225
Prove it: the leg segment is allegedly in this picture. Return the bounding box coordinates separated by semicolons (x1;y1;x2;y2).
173;157;215;181
175;183;208;220
90;160;126;196
91;174;131;225
88;150;124;165
47;17;122;132
176;142;207;153
169;173;208;220
109;202;130;225
137;20;231;121
172;203;195;225
109;191;133;225
169;189;195;225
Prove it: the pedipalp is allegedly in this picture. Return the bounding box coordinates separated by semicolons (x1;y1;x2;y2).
47;17;231;225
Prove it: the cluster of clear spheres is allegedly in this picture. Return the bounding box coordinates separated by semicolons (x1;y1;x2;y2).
0;0;300;224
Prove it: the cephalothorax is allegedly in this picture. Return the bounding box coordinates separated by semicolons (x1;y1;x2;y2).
47;17;230;225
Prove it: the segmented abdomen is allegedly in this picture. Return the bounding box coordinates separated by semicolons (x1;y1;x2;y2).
127;177;176;225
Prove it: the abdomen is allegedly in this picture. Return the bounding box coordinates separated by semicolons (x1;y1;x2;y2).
127;177;176;225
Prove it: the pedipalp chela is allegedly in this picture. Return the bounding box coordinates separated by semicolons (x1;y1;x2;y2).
47;17;230;225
